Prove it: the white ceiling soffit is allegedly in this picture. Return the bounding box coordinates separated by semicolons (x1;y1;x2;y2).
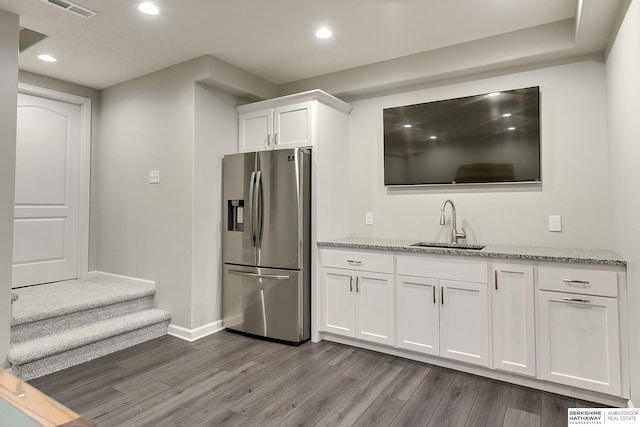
1;0;626;95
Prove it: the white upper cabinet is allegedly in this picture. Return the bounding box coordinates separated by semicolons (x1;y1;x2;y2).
239;101;313;152
272;102;313;150
238;109;272;152
237;90;351;153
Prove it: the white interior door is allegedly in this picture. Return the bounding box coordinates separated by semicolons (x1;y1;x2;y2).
12;93;81;288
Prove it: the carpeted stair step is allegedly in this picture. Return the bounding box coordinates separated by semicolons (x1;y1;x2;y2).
8;309;171;381
11;280;157;343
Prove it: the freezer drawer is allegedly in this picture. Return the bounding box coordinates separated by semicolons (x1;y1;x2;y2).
222;264;310;343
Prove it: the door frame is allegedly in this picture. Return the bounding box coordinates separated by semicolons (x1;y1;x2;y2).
17;83;92;281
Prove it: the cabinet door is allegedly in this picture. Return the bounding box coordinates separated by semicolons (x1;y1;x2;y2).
321;268;355;337
492;264;536;376
273;102;313;149
355;271;395;345
239;109;272;152
396;275;439;355
537;291;621;395
439;280;489;366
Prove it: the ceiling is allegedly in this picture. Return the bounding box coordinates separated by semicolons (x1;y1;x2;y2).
0;0;627;92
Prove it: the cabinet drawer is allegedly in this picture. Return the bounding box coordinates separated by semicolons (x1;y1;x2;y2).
537;266;617;297
321;249;393;274
397;256;488;283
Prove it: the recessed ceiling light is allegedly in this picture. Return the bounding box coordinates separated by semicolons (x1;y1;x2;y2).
502;113;512;117
315;28;332;39
138;2;159;15
403;124;412;128
430;136;437;139
508;127;516;131
37;54;57;62
488;92;501;97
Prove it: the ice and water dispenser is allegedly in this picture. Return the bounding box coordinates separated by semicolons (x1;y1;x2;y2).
227;199;244;232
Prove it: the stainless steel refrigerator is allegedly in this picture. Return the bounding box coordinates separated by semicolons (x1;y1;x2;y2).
222;148;311;343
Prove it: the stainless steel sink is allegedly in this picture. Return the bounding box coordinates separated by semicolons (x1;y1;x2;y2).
410;242;486;250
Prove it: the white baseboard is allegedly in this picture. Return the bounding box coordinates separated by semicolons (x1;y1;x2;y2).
168;321;224;342
87;271;156;289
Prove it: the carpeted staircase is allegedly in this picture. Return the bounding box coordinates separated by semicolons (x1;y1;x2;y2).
8;278;171;380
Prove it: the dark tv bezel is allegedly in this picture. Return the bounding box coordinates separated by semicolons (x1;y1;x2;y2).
383;86;542;187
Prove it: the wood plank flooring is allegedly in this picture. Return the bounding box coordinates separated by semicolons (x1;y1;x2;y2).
28;331;604;427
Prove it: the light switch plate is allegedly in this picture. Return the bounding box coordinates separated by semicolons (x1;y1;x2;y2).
365;212;374;225
548;215;562;232
149;170;160;184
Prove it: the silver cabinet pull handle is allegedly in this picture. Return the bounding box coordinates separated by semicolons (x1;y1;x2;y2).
267;134;271;146
349;276;353;293
441;287;444;305
347;260;362;265
433;286;436;304
274;132;278;145
563;297;591;304
356;276;360;293
563;279;590;285
495;270;498;290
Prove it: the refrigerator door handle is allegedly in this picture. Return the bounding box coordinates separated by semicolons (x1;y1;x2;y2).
248;171;256;246
255;170;263;248
228;269;291;280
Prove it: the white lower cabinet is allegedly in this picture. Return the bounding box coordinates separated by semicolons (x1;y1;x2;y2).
396;276;489;366
319;248;627;399
355;271;395;345
491;263;536;377
320;250;395;346
538;292;620;395
536;265;622;396
537;291;621;395
395;256;489;367
322;268;356;336
396;276;439;355
439;279;489;366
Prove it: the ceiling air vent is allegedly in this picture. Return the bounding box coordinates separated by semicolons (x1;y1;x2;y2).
41;0;99;19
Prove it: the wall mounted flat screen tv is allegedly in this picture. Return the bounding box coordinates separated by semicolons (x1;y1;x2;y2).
383;86;541;186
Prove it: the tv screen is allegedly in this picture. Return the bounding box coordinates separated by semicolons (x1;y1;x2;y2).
383;86;541;186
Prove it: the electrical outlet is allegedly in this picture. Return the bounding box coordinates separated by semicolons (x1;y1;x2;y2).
149;170;160;184
365;212;374;225
548;215;562;232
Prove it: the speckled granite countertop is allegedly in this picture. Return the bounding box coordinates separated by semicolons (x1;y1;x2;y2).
317;238;626;266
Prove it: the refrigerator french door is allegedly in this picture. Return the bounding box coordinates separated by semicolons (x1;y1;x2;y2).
222;148;311;343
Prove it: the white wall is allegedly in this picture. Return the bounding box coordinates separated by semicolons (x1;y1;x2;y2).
98;58;249;331
192;84;240;328
98;60;198;328
605;0;640;406
348;61;613;249
0;10;19;367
